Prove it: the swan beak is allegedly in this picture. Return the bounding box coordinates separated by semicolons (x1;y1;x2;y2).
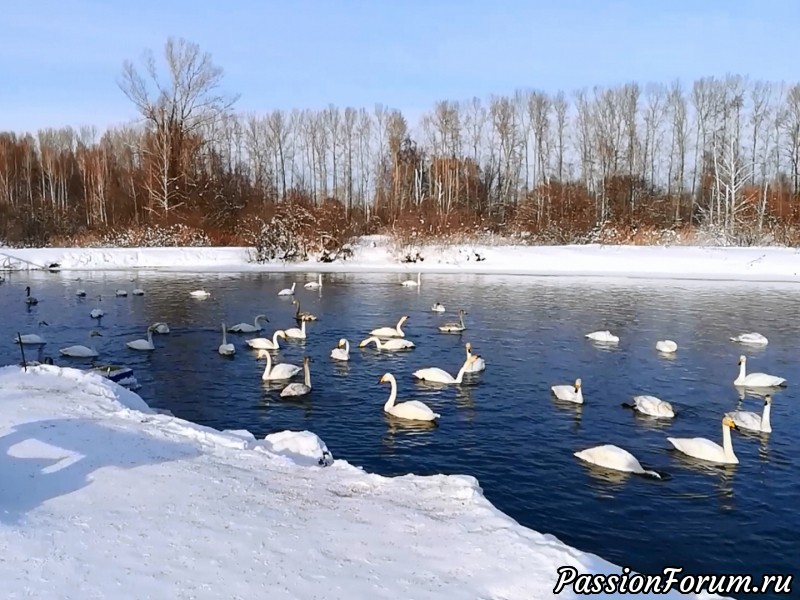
378;375;386;383
724;417;738;430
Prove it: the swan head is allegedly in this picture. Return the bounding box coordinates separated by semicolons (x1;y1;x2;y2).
359;337;373;347
723;416;738;430
399;315;409;324
304;356;312;365
764;394;772;405
738;355;746;365
379;373;394;384
255;349;270;359
337;338;347;348
465;342;472;351
257;314;269;322
574;378;582;389
277;330;287;339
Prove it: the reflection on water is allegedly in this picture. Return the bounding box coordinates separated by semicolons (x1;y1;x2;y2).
2;270;800;598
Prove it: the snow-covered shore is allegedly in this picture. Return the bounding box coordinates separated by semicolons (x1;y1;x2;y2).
3;236;800;282
0;365;723;599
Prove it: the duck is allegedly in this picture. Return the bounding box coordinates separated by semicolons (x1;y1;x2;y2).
59;331;103;358
413;354;479;385
228;314;269;333
278;282;296;296
24;286;38;305
246;330;287;350
438;309;466;333
551;378;583;404
259;349;301;381
655;340;678;353
330;338;350;361
190;290;210;298
293;300;317;322
733;355;786;387
574;445;662;479
585;330;619;343
622;395;675;418
431;302;445;312
358;336;415;351
400;272;421;287
464;342;485;372
369;315;409;338
667;416;739;464
284;320;307;340
304;274;323;290
730;332;768;346
152;322;170;334
126;325;156;351
379;373;439;422
218;323;235;355
280;357;313;397
726;394;772;433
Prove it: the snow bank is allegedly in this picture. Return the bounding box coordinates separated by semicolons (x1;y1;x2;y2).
3;236;800;281
0;365;725;599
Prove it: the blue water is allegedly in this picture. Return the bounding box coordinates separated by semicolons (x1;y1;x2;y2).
1;270;798;596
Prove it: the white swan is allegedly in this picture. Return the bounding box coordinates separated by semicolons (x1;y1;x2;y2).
59;330;102;358
552;378;583;404
726;394;772;433
622;395;675;418
359;336;415;351
464;342;485;372
330;338;350;361
278;282;296;296
413;355;479;385
431;302;445;312
246;330;287;350
656;340;678;353
667;416;739;464
730;332;768;346
401;272;421;287
586;330;619;343
90;308;104;319
370;315;409;338
115;289;128;297
284;320;307;340
228;314;269;333
190;290;210;298
126;325;156;351
734;355;786;387
15;321;48;345
574;445;661;479
439;309;466;333
24;286;38;305
259;349;301;381
379;373;440;422
281;357;312;397
218;323;235;356
152;322;170;334
132;288;145;296
304;274;323;290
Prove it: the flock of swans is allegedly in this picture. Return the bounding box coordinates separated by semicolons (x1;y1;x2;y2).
9;273;789;479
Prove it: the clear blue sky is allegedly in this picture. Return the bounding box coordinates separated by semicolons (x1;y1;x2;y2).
1;0;798;133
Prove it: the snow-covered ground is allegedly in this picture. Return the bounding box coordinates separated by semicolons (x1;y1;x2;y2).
3;236;800;281
0;365;724;599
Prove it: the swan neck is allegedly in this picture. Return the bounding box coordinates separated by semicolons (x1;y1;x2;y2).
738;361;746;381
304;361;311;386
222;327;227;344
272;331;280;346
455;361;470;383
343;340;350;354
396;320;404;335
722;423;736;460
264;350;272;375
384;376;397;410
762;402;771;429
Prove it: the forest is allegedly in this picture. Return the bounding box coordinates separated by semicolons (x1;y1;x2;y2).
2;36;800;254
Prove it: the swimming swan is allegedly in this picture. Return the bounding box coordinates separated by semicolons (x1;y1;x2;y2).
330;338;350;361
379;373;440;422
126;325;156;351
655;340;678;353
24;286;38;305
132;288;145;296
304;274;323;290
730;332;768;346
552;378;583;404
218;323;235;356
431;302;445;312
733;355;786;387
438;309;466;333
726;394;772;433
259;349;301;381
401;272;421;287
370;315;409;338
190;290;210;298
59;330;102;358
115;289;128;297
622;395;675;418
585;330;619;343
281;357;312;397
574;445;662;479
464;342;485;372
15;321;48;345
413;354;479;384
152;322;170;334
278;282;296;296
228;314;269;333
246;330;287;350
667;416;739;464
292;299;317;322
284;320;307;340
358;336;415;351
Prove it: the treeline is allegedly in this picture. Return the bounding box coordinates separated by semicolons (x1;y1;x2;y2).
2;36;800;249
